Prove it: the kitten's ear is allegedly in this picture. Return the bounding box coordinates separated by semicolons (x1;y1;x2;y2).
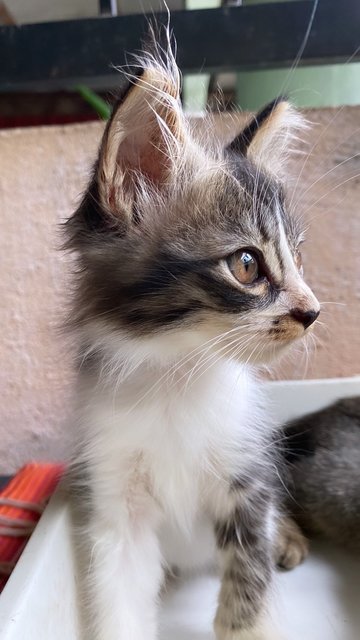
227;98;305;175
97;62;184;222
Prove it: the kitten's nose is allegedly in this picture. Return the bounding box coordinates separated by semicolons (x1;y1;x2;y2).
290;308;320;330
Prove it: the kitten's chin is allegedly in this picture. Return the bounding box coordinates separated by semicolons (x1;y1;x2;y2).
236;338;300;366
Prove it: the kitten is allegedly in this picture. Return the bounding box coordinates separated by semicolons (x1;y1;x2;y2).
283;397;360;554
65;34;320;640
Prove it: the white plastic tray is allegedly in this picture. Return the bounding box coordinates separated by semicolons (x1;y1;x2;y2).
0;377;359;640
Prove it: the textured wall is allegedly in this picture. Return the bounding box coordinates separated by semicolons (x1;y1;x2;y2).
0;109;359;472
0;123;99;473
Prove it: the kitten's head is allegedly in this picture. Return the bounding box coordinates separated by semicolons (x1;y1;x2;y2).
66;41;320;367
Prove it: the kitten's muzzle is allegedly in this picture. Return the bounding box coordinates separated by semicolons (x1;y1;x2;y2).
289;308;320;330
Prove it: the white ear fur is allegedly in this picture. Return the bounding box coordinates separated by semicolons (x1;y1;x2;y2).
247;101;307;176
98;61;185;220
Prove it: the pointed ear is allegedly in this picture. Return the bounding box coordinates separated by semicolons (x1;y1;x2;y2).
227;99;306;176
97;63;184;223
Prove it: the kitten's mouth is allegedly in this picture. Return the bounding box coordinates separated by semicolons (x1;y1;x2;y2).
269;327;305;341
269;314;318;343
225;322;313;365
246;331;307;365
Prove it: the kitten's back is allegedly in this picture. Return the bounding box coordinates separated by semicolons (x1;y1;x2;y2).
284;397;360;552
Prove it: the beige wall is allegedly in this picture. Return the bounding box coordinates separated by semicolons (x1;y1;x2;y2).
0;109;359;473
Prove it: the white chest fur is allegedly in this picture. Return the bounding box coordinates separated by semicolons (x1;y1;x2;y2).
76;358;270;534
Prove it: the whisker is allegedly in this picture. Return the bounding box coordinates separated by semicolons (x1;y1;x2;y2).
296;152;360;204
182;332;258;394
301;172;360;217
319;301;347;307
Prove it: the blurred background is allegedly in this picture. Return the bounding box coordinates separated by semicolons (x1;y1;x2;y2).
1;0;360;126
0;0;359;471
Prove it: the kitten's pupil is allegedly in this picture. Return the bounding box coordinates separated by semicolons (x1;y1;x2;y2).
229;251;259;285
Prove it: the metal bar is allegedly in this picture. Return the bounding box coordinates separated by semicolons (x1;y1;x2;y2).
99;0;118;17
0;1;359;92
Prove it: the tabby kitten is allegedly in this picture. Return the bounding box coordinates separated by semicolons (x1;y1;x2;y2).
66;38;320;640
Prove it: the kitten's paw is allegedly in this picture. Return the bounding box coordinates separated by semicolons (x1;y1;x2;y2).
214;620;281;640
274;516;309;570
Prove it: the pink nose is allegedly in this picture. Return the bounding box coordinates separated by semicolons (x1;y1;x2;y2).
290;308;320;329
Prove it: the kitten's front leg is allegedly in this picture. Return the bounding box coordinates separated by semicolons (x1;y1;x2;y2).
274;514;309;570
71;462;163;640
210;483;274;640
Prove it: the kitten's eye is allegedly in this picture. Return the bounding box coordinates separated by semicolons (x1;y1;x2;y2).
228;251;259;285
294;250;303;274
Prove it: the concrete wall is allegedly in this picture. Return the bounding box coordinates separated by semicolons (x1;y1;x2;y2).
0;108;359;472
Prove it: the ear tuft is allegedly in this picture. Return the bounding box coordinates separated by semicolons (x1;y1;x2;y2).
228;99;307;177
97;38;185;225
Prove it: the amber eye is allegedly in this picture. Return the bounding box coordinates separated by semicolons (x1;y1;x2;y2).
228;251;259;285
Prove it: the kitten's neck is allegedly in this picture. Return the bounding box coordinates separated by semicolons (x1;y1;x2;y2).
79;331;253;402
